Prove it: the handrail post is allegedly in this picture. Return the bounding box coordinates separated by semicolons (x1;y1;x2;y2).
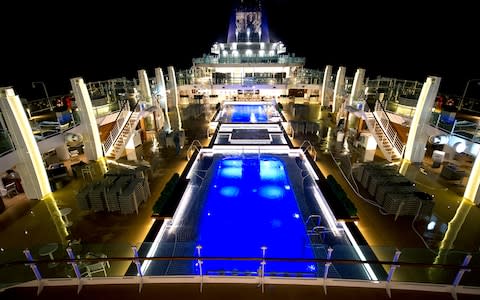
385;250;401;298
66;247;83;294
451;119;457;135
451;254;472;300
323;247;333;295
196;245;203;293
23;249;44;295
435;113;441;128
259;246;267;294
132;246;143;293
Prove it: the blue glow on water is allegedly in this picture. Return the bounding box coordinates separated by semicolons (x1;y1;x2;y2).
259;185;284;199
220;186;240;197
220;167;243;179
260;160;285;181
230;105;269;122
222;159;243;167
197;155;315;276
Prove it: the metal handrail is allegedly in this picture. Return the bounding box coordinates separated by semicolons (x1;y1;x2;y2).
374;101;405;157
3;249;478;297
104;97;146;158
300;140;317;161
187;140;203;160
360;107;399;161
102;105;130;155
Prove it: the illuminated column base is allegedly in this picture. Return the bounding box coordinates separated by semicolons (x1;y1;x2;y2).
125;146;138;161
363;133;377;162
399;159;411;176
464;153;480;204
71;77;103;161
0;88;51;199
125;132;140;161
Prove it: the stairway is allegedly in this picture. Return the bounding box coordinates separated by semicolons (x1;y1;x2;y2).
105;111;143;160
363;107;404;162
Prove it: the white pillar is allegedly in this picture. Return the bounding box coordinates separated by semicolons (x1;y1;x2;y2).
321;65;332;107
125;134;138;161
363;133;378;162
155;67;171;132
404;76;441;163
464;154;480;205
167;66;182;131
0;88;51;199
349;68;366;106
70;77;103;161
332;66;346;113
138;69;152;105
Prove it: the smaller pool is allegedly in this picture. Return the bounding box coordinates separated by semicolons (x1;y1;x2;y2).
215;102;282;123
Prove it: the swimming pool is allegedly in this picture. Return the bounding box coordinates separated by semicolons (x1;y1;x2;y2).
143;151;375;279
196;155;315;275
215;102;282;123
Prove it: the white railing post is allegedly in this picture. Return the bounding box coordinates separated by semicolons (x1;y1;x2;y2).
323;247;333;295
451;120;457;135
132;246;143;293
386;250;401;298
23;249;44;295
66;247;83;294
435;113;441;128
259;246;267;294
451;254;472;300
196;245;203;293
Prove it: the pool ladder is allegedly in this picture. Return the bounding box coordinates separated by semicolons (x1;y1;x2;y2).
306;214;322;230
300;140;317;161
187;140;202;160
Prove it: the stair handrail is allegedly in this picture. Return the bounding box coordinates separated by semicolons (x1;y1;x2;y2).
104;94;148;158
187;140;203;160
374;101;405;157
111;100;150;159
361;107;397;161
103;100;131;155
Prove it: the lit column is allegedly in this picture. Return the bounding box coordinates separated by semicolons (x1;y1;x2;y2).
363;133;378;162
464;153;480;204
138;69;153;105
403;76;441;163
0;88;51;199
332;66;346;113
155;67;171;132
321;65;332;107
349;68;366;106
70;77;103;161
167;66;182;131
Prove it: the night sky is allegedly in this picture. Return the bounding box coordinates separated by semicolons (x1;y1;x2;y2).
1;0;479;99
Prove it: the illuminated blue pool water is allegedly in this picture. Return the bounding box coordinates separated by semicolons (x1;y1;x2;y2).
196;156;316;275
143;153;373;279
230;104;268;122
215;103;283;123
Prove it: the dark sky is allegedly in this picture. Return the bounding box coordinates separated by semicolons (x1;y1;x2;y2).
1;0;479;99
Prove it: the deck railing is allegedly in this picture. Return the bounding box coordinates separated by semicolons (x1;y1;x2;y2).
1;243;479;297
